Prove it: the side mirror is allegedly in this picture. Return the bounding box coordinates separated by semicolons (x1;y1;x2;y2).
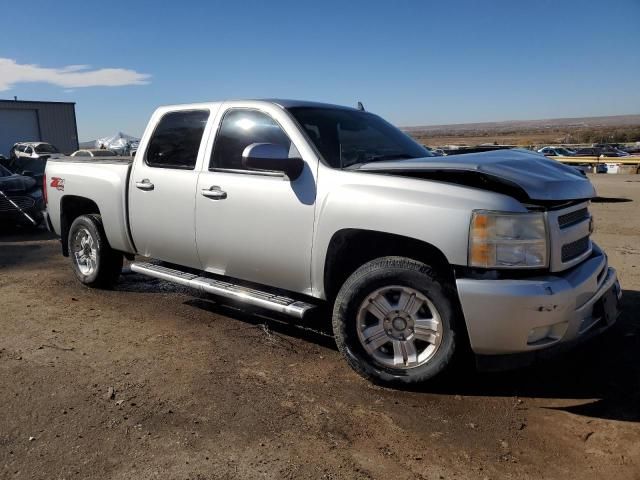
241;143;304;180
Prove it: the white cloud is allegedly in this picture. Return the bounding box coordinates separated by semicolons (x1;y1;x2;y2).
0;58;151;91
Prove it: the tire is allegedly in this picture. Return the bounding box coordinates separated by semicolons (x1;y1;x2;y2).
332;256;459;385
68;214;123;288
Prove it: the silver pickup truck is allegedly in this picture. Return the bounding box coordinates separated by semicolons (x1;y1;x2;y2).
44;99;621;384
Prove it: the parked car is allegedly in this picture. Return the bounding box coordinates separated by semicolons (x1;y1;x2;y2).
620;144;640;154
10;142;61;161
432;148;447;156
603;148;629;157
71;149;118;158
594;144;630;157
442;145;516;155
423;146;446;156
0;164;44;226
44;99;621;385
8;142;62;181
573;147;628;157
537;146;576;157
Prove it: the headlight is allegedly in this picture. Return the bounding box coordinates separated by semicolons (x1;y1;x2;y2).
469;211;548;269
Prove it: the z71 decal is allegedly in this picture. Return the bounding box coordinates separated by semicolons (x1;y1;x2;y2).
50;177;65;191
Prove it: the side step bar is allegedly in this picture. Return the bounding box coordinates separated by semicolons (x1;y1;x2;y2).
129;262;316;319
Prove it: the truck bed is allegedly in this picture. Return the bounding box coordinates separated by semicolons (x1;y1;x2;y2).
45;156;136;255
49;156;134;165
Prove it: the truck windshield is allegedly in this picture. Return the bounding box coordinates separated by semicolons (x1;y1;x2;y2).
287;107;431;168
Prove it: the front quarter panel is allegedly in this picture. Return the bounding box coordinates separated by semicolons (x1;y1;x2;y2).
311;166;525;298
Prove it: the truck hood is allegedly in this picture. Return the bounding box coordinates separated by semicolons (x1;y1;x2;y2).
349;149;595;202
0;174;37;193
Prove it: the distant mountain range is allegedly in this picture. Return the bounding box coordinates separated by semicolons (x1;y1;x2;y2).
403;114;640;135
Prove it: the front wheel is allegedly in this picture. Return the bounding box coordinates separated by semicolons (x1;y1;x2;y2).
332;256;459;385
68;214;123;288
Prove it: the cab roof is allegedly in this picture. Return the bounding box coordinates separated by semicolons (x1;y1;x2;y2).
159;99;360;112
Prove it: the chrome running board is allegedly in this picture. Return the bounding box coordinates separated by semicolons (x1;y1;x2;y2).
130;262;316;319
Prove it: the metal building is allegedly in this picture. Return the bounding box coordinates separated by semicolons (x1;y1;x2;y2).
0;99;79;157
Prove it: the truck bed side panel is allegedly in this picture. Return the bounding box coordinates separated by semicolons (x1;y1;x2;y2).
46;158;136;254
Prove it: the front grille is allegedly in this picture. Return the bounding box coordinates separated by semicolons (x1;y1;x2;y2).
548;202;593;271
0;195;35;212
561;236;590;262
558;207;589;229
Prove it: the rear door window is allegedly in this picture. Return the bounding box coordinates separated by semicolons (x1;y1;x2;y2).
145;110;209;169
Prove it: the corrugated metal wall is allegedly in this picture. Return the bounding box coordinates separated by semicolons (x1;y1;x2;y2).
0;100;79;154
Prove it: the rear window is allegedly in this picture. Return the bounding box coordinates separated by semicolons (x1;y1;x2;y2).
145;110;209;169
35;144;59;154
92;150;116;157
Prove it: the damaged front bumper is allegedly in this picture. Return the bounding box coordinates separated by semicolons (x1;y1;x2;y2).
456;243;621;365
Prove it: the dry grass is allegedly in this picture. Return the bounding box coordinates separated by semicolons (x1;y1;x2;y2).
403;114;640;148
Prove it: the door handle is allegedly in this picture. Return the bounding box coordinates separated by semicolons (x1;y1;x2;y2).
201;186;227;200
135;179;154;191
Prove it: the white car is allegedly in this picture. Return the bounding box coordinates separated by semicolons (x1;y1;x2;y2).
537;146;576;157
8;142;62;178
11;142;60;161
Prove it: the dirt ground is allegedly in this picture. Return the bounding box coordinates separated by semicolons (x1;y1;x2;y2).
1;174;639;480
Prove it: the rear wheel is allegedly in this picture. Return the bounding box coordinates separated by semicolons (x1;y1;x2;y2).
332;256;459;385
68;214;122;288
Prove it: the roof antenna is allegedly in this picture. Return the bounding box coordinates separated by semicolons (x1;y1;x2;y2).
357;101;365;111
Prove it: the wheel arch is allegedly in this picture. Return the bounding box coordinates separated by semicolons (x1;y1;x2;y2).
323;228;456;301
59;196;101;256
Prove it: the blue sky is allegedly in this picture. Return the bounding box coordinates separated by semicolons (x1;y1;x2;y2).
2;0;639;140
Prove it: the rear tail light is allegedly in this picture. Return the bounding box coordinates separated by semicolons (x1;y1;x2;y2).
43;173;47;205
